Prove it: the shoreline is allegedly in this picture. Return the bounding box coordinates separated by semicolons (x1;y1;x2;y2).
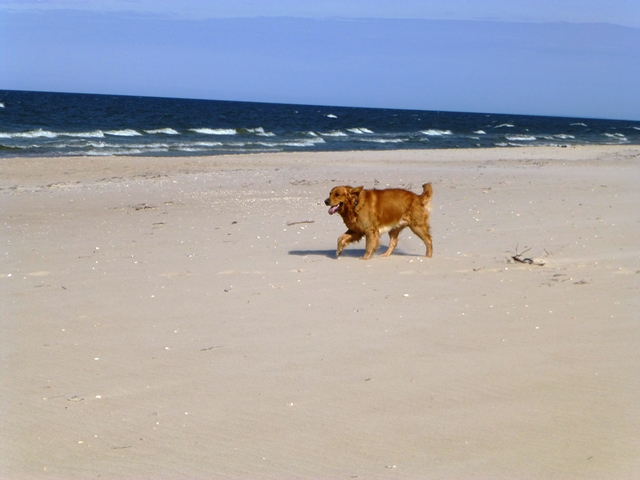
2;145;639;189
2;145;639;478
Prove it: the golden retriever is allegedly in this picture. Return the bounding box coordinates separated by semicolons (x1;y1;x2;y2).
325;183;433;259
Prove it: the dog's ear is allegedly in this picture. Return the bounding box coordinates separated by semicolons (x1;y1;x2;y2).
349;186;363;196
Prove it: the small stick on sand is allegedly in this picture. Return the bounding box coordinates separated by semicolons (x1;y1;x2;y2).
286;220;315;226
511;245;545;266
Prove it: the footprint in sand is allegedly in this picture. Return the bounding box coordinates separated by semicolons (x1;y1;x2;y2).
161;272;193;278
218;270;265;275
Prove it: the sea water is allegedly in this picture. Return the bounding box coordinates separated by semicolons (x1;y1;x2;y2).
1;90;638;158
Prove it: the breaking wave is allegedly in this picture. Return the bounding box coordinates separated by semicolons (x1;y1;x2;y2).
347;127;374;134
104;129;142;136
421;129;453;136
506;135;536;141
145;128;179;135
189;128;237;135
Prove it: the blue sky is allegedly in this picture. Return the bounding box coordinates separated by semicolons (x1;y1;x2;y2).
1;0;639;120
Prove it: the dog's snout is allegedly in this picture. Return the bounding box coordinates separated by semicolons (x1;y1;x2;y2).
324;198;330;206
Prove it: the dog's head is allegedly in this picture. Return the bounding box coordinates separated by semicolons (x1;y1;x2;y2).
324;186;363;215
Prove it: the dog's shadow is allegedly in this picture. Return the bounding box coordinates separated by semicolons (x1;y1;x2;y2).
288;248;416;258
288;249;358;258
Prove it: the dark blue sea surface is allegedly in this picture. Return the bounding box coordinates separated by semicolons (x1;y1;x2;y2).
1;90;639;158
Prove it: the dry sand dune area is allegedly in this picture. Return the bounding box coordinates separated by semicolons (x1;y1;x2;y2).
1;146;639;479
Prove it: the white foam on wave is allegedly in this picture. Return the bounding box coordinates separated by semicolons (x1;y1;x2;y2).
247;127;275;137
321;130;348;137
85;148;148;156
0;128;57;139
0;130;106;139
177;147;211;153
571;123;588;127
62;130;105;138
632;127;640;131
190;141;224;147
146;128;179;135
506;135;536;141
474;130;486;135
229;137;326;149
553;134;575;140
105;129;142;137
347;128;374;134
190;128;237;135
326;114;338;118
85;150;119;156
281;138;326;147
82;143;175;156
495;124;515;128
85;141;171;150
421;129;452;136
258;137;326;148
361;138;405;144
603;133;628;142
86;141;109;148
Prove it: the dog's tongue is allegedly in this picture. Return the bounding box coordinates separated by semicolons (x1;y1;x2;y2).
328;204;340;215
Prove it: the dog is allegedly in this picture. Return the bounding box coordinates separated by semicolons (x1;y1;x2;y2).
324;183;433;259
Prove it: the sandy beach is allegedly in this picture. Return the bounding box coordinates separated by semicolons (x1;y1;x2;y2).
1;146;639;479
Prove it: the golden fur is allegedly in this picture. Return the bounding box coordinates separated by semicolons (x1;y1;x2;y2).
325;183;433;259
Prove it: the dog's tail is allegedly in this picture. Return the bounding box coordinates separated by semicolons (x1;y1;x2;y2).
420;183;433;211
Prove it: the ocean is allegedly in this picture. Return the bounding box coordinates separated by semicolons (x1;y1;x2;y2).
1;90;639;158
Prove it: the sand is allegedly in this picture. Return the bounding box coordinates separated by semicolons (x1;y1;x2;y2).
1;146;639;479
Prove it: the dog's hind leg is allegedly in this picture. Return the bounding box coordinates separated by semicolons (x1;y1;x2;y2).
409;222;433;258
337;230;362;257
380;227;404;257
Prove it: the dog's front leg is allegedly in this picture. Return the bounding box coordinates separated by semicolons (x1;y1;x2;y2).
336;233;350;257
362;229;380;260
337;230;362;257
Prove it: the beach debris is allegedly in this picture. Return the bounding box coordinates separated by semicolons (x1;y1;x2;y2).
511;246;545;266
132;203;157;211
286;220;315;226
290;179;317;186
